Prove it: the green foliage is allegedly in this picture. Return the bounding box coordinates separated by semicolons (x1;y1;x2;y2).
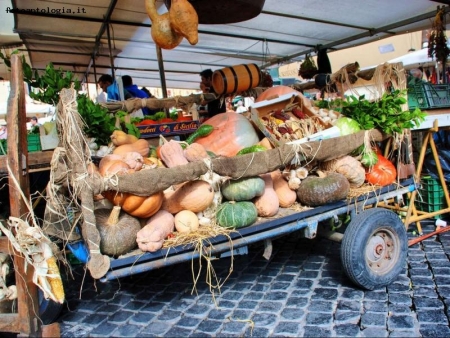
114;110;140;139
76;94;116;146
332;90;426;134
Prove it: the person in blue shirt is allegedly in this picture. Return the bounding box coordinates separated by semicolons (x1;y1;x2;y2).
97;74;121;102
121;75;154;115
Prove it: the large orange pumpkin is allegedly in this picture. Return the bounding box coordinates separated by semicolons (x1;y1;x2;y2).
256;85;300;103
194;112;259;157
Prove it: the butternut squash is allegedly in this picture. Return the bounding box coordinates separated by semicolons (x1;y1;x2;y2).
110;130;138;146
253;173;279;217
162;180;214;214
136;210;175;252
113;139;150;157
270;170;297;208
145;0;182;50
169;0;199;45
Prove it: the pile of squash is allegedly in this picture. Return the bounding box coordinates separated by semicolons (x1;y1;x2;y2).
90;112;398;256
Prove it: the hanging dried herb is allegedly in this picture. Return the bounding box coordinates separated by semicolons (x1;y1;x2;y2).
428;6;450;63
298;54;318;80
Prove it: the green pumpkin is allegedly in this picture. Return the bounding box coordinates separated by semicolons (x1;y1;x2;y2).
216;201;258;229
221;176;265;201
297;172;350;206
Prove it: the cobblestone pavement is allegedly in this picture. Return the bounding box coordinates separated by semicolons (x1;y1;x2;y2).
55;221;450;338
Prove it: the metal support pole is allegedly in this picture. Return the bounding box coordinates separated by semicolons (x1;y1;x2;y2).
156;46;168;98
106;22;115;79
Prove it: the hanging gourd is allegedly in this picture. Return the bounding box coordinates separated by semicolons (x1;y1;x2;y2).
169;0;199;45
428;6;450;71
145;0;183;49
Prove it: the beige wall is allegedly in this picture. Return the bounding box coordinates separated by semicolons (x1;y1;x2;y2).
278;31;426;79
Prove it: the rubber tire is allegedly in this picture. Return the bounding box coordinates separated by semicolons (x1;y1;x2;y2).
340;208;407;290
39;287;64;325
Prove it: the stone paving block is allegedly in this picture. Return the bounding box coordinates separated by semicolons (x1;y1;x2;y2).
81;313;108;326
412;286;438;298
334;310;360;324
388;330;420;337
389;293;412;305
251;312;278;327
317;277;341;288
432;267;450;276
363;300;388;313
185;303;212;316
419;324;450;337
434;276;450;286
113;323;143;337
231;282;253;292
156;309;183;322
196;319;223;335
89;321;119;337
270;281;291;290
141;320;170;336
96;303;122;315
308;300;335;312
264;290;289;301
59;310;88;324
302;325;332;337
250;283;270;292
416;308;448;323
257;276;275;284
272;321;301;337
387;282;411;293
280;307;305;320
293;278;315;290
140;301;166;313
336;300;361;312
364;290;388;302
244;326;270;337
313;287;339;300
107;310;134;324
334;323;361;337
409;267;433;277
219;320;247;335
414;296;444;309
63;324;92;338
242;291;265;301
129;312;155;326
360;311;386;328
305;312;334;326
387;314;417;330
175;316;202;328
389;304;414;314
339;288;364;301
237;300;259;310
257;300;284;313
298;270;320;278
361;327;388;337
286;296;309;308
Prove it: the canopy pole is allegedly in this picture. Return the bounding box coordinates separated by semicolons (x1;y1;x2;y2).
106;22;115;80
156;46;168;98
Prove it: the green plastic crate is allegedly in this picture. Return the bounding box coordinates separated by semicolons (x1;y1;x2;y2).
424;83;450;108
408;84;429;110
0;134;42;155
416;175;450;219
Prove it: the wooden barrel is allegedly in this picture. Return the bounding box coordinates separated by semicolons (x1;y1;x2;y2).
212;64;261;95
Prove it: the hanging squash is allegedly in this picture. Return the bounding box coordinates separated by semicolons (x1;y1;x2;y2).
169;0;199;45
145;0;182;49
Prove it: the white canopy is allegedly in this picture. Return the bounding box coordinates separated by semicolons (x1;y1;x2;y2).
0;95;55;116
388;48;439;69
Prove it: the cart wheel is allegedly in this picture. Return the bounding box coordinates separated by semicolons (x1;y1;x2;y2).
39;288;64;324
340;208;407;290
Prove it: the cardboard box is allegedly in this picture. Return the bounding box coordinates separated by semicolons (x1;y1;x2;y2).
137;120;200;139
250;93;334;146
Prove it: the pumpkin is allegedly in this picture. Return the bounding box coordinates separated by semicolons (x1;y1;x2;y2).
253;173;279;217
174;210;199;233
320;155;366;188
110;130;138;146
297;172;350;206
270;170;297;208
161;180;214;214
95;206;141;257
136;210;175;252
113;139;150;157
183;143;209;162
145;0;182;50
194;112;260;157
159;140;189;167
99;156;164;218
255;85;299;103
221;176;265;201
216;201;258;229
102;190;164;219
169;0;199;45
365;154;397;186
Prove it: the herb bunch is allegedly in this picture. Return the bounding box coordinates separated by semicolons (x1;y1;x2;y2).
333;89;426;134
